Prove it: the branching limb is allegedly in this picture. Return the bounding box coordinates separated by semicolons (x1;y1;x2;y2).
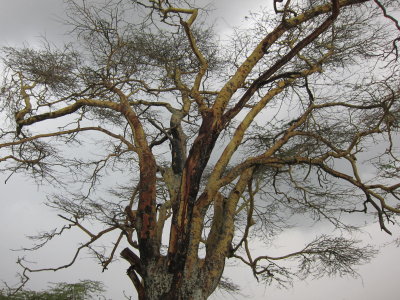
221;0;341;123
249;235;377;285
231;178;256;254
15;223;118;292
16;98;120;128
373;0;400;59
102;232;124;271
1;126;136;152
18;224;75;252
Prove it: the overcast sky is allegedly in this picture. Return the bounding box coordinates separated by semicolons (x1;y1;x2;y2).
0;1;399;299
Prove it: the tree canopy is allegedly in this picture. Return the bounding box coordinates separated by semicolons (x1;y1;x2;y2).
0;280;105;300
0;0;399;299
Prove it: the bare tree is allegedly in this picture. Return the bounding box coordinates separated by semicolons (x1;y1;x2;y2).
1;0;399;299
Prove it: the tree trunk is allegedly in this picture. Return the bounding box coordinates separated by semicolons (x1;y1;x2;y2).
127;255;221;300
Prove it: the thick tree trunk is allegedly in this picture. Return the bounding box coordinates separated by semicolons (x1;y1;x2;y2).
125;255;221;300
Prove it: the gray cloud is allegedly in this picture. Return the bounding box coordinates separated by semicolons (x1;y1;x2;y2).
0;0;66;46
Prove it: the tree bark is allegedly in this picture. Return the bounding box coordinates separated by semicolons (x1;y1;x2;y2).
121;252;220;300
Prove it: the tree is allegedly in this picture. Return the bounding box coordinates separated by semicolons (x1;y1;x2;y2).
0;0;399;299
0;280;105;300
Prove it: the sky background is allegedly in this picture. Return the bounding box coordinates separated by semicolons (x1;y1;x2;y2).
0;0;399;299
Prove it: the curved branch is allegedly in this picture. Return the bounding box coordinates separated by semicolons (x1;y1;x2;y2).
1;126;136;151
16;224;118;292
16;98;120;128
